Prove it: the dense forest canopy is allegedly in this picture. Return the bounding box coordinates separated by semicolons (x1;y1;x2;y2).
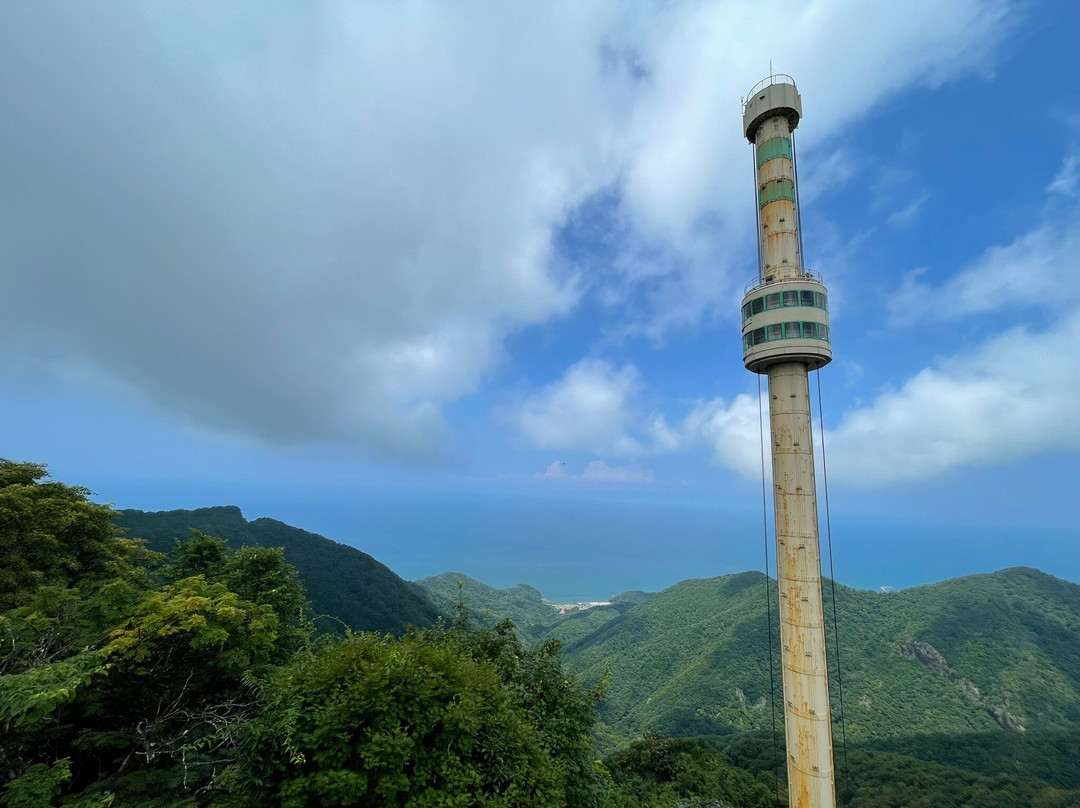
112;507;438;635
3;459;1078;807
0;461;604;806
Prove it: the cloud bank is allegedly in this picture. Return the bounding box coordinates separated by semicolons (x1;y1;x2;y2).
516;157;1080;487
0;1;1016;458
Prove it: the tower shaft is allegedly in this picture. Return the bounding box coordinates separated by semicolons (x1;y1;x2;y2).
740;76;836;808
768;361;834;808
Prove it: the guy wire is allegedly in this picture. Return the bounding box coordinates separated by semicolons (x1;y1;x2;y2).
816;368;850;783
752;138;782;808
758;373;782;808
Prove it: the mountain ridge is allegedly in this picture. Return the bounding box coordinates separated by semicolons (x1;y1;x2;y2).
113;504;1080;749
417;566;1080;747
114;505;439;635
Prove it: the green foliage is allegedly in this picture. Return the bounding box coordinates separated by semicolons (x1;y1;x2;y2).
608;592;654;609
165;531;310;659
170;529;230;578
7;461;1080;808
0;460;143;612
416;573;560;641
603;733;775;808
2;759;71;808
232;621;606;807
542;607;624;649
719;730;1080;807
864;726;1080;791
559;569;1080;743
0;463;312;806
839;748;1080;808
414;574;629;649
114;508;439;634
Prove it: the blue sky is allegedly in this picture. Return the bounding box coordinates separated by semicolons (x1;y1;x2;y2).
2;1;1078;600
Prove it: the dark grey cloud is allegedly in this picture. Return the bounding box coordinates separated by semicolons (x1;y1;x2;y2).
0;3;632;457
0;2;1014;458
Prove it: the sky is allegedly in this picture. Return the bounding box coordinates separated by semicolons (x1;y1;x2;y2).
2;1;1078;600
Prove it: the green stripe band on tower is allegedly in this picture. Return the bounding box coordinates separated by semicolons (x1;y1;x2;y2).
759;178;795;208
756;136;792;167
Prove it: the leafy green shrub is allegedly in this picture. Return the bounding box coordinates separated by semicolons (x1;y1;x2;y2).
234;630;573;807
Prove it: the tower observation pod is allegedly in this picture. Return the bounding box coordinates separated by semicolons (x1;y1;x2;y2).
740;76;836;808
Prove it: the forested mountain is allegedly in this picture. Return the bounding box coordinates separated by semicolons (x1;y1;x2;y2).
416;566;1080;746
115;506;438;634
417;572;558;637
424;567;1080;804
2;461;605;806
414;573;648;644
561;568;1080;743
7;461;1080;806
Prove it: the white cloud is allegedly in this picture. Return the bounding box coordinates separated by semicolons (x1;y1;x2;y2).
1047;150;1080;197
798;147;860;204
680;394;769;479
512;360;643;456
890;217;1080;325
889;160;1080;326
886;191;931;228
0;3;620;458
830;169;1080;485
535;459;653;484
580;460;653;484
825;315;1080;485
0;1;1018;457
609;0;1014;333
536;461;570;481
515;359;770;479
548;188;1080;488
686;313;1080;487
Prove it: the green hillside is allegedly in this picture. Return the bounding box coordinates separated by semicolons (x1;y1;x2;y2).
562;567;1080;743
416;572;559;638
115;506;438;634
414;573;634;644
544;605;625;647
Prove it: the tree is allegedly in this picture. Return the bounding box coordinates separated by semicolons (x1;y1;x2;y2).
0;460;142;612
0;461;311;806
231;621;607;808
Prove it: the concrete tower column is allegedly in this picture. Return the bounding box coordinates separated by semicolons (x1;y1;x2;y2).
740;76;836;808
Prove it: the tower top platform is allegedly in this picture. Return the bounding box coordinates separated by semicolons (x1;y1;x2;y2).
742;74;801;143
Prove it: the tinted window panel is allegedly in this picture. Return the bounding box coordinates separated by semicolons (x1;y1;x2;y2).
784;322;800;339
783;291;799;307
742;303;752;320
766;293;781;310
802;322;817;338
753;328;766;345
800;290;815;306
821;324;829;340
767;324;782;341
751;297;765;314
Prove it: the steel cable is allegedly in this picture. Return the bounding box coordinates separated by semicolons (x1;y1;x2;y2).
816;368;850;785
758;373;782;808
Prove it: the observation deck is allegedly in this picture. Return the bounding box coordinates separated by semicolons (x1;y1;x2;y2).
742;74;802;143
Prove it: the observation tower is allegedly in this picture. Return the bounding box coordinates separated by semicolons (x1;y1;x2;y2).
740;75;836;808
